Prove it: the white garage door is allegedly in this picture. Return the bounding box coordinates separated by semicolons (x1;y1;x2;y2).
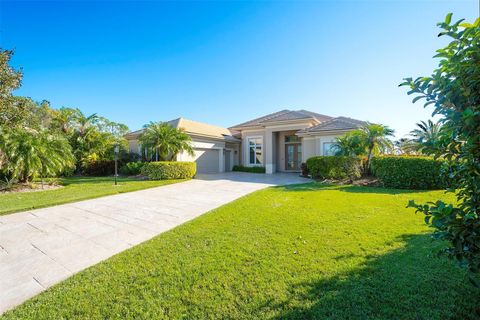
194;148;220;173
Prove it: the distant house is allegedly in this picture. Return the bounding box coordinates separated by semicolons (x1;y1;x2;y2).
125;109;366;174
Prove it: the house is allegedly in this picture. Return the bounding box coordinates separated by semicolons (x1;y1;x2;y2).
125;118;241;173
125;109;366;174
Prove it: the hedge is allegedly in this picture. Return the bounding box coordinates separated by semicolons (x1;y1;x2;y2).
306;156;362;180
370;156;446;190
232;165;266;174
141;161;196;180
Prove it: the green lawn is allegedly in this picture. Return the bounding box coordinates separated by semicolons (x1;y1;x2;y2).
0;177;184;216
4;183;479;319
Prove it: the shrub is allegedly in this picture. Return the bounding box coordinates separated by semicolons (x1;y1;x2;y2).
232;165;266;174
120;161;145;176
371;156;446;190
300;162;309;177
82;160;115;176
306;156;362;180
141;161;196;180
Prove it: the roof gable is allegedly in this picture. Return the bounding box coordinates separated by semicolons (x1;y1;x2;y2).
298;116;367;134
230;109;332;129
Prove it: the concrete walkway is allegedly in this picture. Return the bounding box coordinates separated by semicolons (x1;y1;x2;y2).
0;172;308;314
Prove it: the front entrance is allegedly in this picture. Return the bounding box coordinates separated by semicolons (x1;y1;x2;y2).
285;143;302;171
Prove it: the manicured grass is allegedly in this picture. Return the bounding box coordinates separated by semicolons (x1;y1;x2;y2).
0;177;184;216
4;184;479;319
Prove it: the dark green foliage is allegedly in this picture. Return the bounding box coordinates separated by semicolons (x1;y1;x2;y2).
371;156;446;190
82;160;116;176
119;161;145;176
401;14;480;281
141;161;196;180
306;156;362;180
232;165;266;173
300;162;309;177
139;122;194;161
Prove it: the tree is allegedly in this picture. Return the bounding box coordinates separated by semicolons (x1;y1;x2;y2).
409;120;444;154
2;129;74;183
402;14;480;284
393;138;417;155
332;131;366;156
360;124;394;168
139;122;194;161
0;49;22;98
51;107;80;134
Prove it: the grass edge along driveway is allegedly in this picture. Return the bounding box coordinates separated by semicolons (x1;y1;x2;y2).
3;183;479;319
0;177;185;216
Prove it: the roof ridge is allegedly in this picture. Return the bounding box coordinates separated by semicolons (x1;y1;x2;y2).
229;109;291;128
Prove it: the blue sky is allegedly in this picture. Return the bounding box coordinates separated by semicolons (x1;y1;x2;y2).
0;0;477;137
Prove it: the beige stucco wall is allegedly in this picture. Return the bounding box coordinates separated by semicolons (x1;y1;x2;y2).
128;139;141;155
302;138;316;163
301;134;347;162
241;130;266;167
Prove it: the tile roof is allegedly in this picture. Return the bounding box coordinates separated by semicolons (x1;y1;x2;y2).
297;116;367;133
125;118;239;141
230;109;332;129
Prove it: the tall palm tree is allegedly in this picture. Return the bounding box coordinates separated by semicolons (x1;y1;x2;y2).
332;132;366;156
53;107;80;134
410;120;443;155
360;124;395;168
139;122;194;161
394;138;417;155
74;109;98;136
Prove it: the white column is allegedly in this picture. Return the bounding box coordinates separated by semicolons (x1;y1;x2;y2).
219;148;225;173
265;130;274;174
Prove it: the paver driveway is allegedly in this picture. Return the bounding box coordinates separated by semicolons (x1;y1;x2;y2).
0;172;308;313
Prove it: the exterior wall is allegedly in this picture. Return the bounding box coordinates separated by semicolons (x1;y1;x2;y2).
128;139;141;155
301;134;345;162
226;142;240;167
177;138;226;172
302;137;316;163
241;130;266;167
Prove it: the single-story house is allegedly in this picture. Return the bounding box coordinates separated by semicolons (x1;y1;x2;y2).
125;109;366;174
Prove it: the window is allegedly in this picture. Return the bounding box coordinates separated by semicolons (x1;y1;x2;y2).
248;137;263;165
323;142;335;156
285;135;300;143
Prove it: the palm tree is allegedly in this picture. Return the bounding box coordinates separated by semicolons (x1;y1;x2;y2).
53;107;80;134
394;138;417;155
74;109;98;136
3;129;74;183
139;122;194;161
332;132;366;156
360;124;395;168
410;120;443;155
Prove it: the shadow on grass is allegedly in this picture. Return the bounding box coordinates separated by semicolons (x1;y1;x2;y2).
265;234;479;320
60;176;142;185
279;183;433;195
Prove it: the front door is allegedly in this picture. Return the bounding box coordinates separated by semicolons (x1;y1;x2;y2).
285;143;302;170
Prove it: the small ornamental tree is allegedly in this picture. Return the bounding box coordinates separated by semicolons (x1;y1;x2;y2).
401;14;480;285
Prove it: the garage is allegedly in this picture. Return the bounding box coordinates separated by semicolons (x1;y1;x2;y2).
193;148;220;173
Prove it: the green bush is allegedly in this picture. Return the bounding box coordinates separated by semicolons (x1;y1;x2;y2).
371;156;446;190
120;162;145;176
141;161;196;180
232;165;266;173
306;156;362;180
